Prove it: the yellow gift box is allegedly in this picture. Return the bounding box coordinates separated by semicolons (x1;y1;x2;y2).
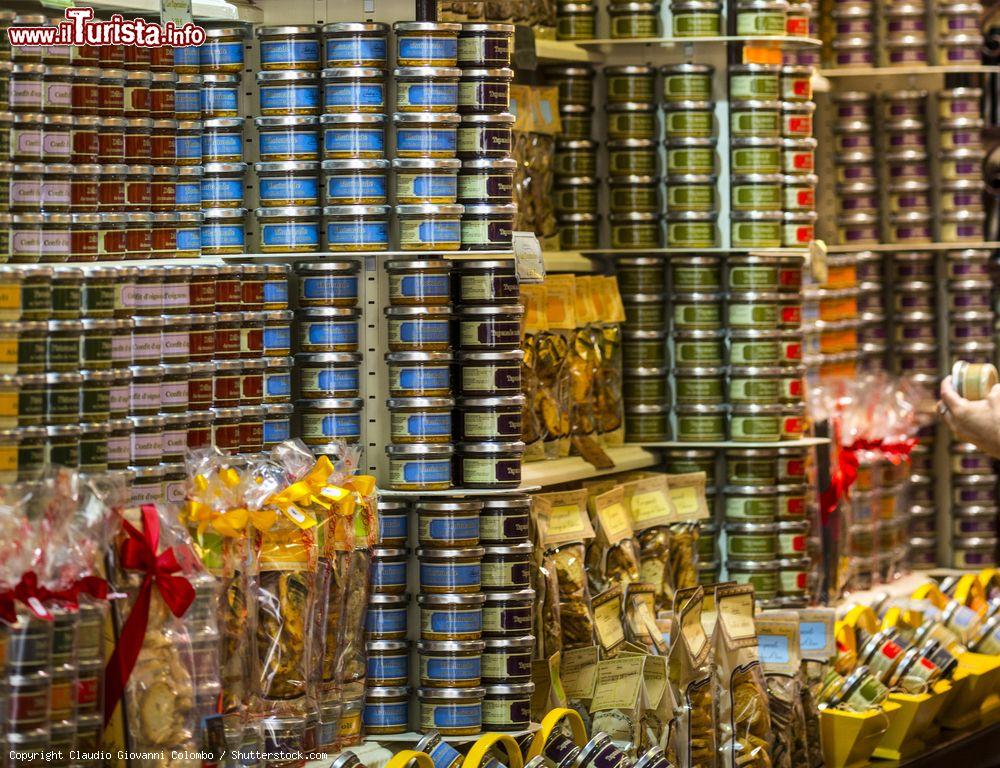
820;702;901;768
872;680;952;760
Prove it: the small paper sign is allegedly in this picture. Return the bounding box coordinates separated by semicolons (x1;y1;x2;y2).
161;0;194;26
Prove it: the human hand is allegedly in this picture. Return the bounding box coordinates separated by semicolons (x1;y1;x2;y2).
939;375;1000;459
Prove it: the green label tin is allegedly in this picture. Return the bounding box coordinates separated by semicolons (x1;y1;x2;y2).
611;222;660;249
673;302;723;329
731;110;780;136
666;221;717;247
736;10;786;34
730;74;779;100
730;413;781;441
663;74;712;101
731;147;781;174
608;112;657;140
729;265;779;290
667;147;715;175
610;15;660;37
725;495;778;521
732;220;782;247
675;337;724;366
728;303;779;328
732;182;782;210
729;338;781;365
607;76;655;103
672;263;721;290
674;377;725;404
676;412;726;441
666;184;715;211
729;376;781;403
664;110;714;138
728;531;777;558
673;12;721;35
608;148;657;175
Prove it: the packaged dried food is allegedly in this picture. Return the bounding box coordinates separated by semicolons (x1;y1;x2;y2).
670;587;717;768
586;485;642;594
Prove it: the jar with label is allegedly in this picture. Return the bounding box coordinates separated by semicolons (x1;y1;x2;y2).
458;395;524;441
297;307;360;353
388;397;454;444
666;137;716;175
458;350;523;397
675;403;726;441
256;116;320;163
624;294;667;329
398;204;463;251
322;113;386;159
298;397;363;445
456;441;524;488
386;442;453;490
418;592;484;642
730;403;783;442
459;68;513;114
458;113;514;159
387;351;452;398
736;0;788;34
731;100;780;137
256;162;320;207
671;0;723;34
557;6;598;41
386;306;452;352
459;305;523;351
324;205;391;250
394;113;459;160
394;159;459;205
462;203;515;250
387;259;451;306
558;213;599;249
395;22;462;67
665;174;716;211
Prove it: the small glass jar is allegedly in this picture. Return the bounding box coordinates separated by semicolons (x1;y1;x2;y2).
201;208;245;255
672;0;723;35
323;68;385;114
255;163;321;207
202;118;243;163
322;113;386;159
297;307;360;353
386;443;454;490
200;28;247;74
395;22;462;67
255;116;320;162
458;113;514;159
324;204;390;251
257;26;321;71
324;22;390;68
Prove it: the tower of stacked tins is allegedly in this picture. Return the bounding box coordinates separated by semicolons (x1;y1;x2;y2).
545;63;600;251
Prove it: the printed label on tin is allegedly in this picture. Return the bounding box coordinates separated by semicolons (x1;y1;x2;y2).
326;173;386;202
398;173;456;202
423;654;481;682
369;604;409;635
259;177;319;205
461;363;520;394
463;411;520;439
399;37;457;63
302;367;359;395
390;457;451;485
399;82;458;109
324;83;384;109
260;39;321;66
373;560;408;588
202;223;245;249
302;412;362;439
327;220;389;247
326;37;387;65
364;701;408;728
420;562;481;589
369;652;409;683
392;412;452;439
389;319;451;346
303;319;359;348
396;126;457;154
261;130;320;159
421;515;480;544
201;87;239;115
261;221;320;248
423;702;481;731
301;275;359;301
422;606;482;636
325;127;385;155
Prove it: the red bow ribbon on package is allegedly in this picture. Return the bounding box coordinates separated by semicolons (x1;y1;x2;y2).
103;504;195;726
819;437;917;523
0;574;109;625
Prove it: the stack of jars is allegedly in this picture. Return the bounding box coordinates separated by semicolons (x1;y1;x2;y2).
619;256;669;442
3;595;108;760
827;0;876;69
882;0;930;66
856;251;887;371
0;263;293;499
728;64;816;248
892;251;937;382
545;64;599;250
843;454;910;591
937;1;984;64
722;446;815;604
365;495;535;736
908;421;937;568
0;17;215;261
784;0;820;65
937;88;985;243
662;64;718;248
294;261;364;464
780;65;818;247
607;66;659;249
883;89;933;244
831;90;879;246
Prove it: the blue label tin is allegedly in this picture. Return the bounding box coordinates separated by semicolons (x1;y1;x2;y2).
404;413;452;437
260;39;321;68
420;562;480;589
317;413;361;438
260;130;320;159
402;459;451;484
424;655;481;682
202;223;244;249
175;91;202;116
373;560;408;589
326;37;387;66
317;368;360;393
259;177;320;205
177;227;201;252
301;275;359;301
304;320;358;347
326;220;389;248
431;703;481;729
397;319;450;344
396;127;456;154
176;136;202;162
428;517;479;542
200;40;243;68
397;274;451;300
380;513;408;543
174;46;200;68
263;326;291;352
427;739;464;768
324;83;385;110
398;366;451;392
417;220;461;245
201;178;244;205
260;221;320;249
428;607;482;635
263;280;289;305
176;181;201;207
401;83;457;108
201;88;239;115
202;133;243;161
325;173;387;202
325;126;385;156
398;37;457;63
368;603;408;635
263;417;291;444
412;174;457;200
364;701;409;728
260;83;321;113
265;371;291;398
368;653;409;683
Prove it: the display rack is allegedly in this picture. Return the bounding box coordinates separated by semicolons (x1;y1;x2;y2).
522;445;660;487
574;34;823;49
820;64;997;78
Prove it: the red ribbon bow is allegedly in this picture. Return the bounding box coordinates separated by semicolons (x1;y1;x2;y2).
103;504;195;726
820;437;917;523
0;574;109;625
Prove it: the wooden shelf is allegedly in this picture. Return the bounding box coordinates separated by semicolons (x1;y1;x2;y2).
633;437;832;449
521;445;659;488
543;251;599;273
225;250;515;262
89;0;261;21
820;64;995;79
826;242;1000;253
575;34;822;49
535;37;602;63
581;247;810;256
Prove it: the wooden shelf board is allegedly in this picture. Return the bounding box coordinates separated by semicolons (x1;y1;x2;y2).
820;64;995;79
633;437;832;448
521;445;659;488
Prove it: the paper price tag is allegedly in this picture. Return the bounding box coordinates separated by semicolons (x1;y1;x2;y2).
161;0;193;25
514;231;545;284
800;621;827;652
548;504;587;537
758;633;791;665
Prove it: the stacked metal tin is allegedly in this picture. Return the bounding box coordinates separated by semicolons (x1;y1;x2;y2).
556;3;597;40
882;0;929;67
856;251;887;371
883;90;933;244
831;90;879;247
546;64;599;250
827;0;875;68
908;421;937;568
936;88;986;243
608;65;660;249
294;261;364;463
892;252;936;382
780;65;818;247
0;263;293;496
936;2;984;64
365;495;535;735
620;256;669;441
663;63;718;247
